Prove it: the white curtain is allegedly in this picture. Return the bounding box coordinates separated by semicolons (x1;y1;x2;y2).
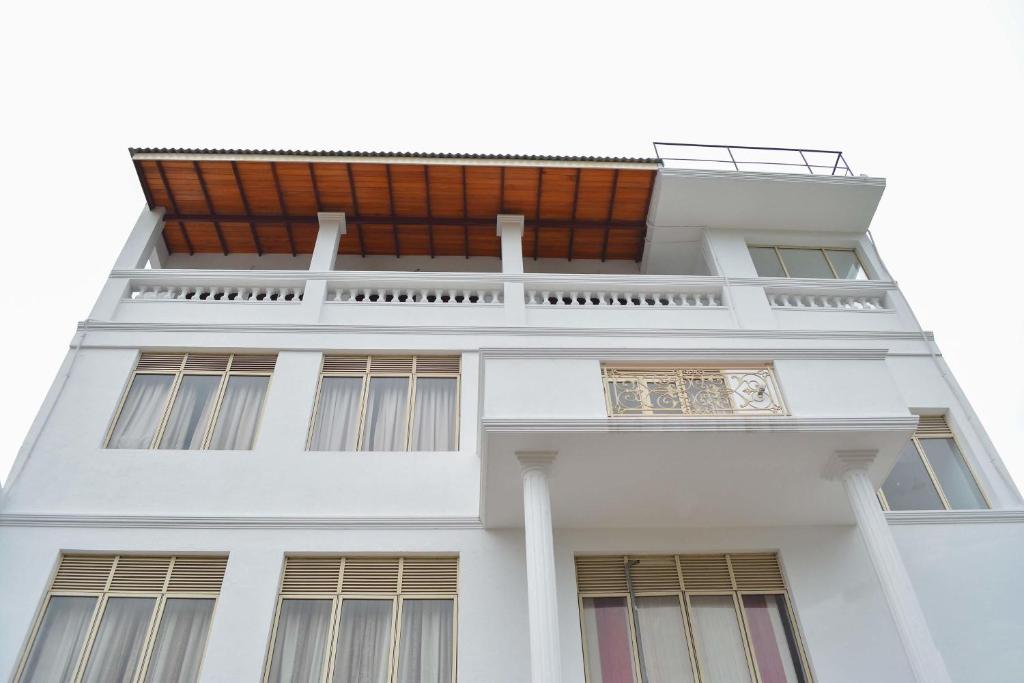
635;595;695;683
108;375;173;448
159;376;220;449
310;377;364;451
395;599;453;683
688;595;753;683
144;598;214;683
362;378;409;451
410;379;457;451
81;597;156;683
208;376;268;449
20;596;96;683
333;599;393;683
268;599;332;683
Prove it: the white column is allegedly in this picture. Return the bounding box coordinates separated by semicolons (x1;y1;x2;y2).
498;214;526;324
303;212;346;321
113;206;167;269
518;452;562;683
825;450;952;683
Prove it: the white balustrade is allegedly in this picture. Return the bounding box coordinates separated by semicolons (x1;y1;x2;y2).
525;288;721;307
767;291;888;310
327;284;504;305
128;283;304;303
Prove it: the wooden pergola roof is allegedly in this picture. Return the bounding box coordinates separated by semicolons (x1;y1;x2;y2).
130;149;660;261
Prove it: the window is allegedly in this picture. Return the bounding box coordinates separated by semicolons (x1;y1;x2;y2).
602;366;786;417
576;554;811;683
879;415;988;511
265;556;458;683
15;554;226;683
308;355;460;452
749;246;867;280
106;353;275;450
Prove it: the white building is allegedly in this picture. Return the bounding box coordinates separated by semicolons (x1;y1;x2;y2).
1;144;1021;683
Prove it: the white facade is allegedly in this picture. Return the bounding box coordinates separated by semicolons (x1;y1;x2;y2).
1;151;1022;683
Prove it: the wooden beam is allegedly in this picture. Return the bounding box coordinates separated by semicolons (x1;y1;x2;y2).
178;221;194;255
231;161;262;256
270;163;296;257
424;165;435;258
156;162;190;255
193;162;228;255
601;169;620;262
384;164;400;258
499;166;505;213
346;163;366;257
461;166;469;259
533;167;543;259
164;213;644;231
568;168;581;261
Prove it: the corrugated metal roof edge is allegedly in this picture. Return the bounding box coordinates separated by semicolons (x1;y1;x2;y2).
128;147;661;165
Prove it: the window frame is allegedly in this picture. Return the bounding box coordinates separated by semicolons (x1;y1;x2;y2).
306;355;461;452
263;558;459;683
878;420;990;511
14;555;224;683
748;245;868;280
104;353;275;451
576;557;814;683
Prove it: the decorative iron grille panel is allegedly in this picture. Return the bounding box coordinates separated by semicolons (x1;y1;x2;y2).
602;366;786;416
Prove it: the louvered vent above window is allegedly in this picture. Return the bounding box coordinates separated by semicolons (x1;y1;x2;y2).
51;554;227;594
575;553;785;593
915;414;953;436
279;556;459;596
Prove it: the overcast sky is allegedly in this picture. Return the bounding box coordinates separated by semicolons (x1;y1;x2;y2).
1;1;1021;488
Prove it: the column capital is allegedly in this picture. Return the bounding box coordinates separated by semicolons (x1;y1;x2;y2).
497;213;525;236
517;451;557;474
823;449;878;480
317;211;347;233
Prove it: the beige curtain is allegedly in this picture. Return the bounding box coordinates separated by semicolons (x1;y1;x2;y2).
689;595;752;683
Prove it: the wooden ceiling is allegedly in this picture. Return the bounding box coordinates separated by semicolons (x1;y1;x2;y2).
131;150;659;261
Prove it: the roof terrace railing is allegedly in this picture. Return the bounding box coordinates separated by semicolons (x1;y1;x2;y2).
653;142;854;177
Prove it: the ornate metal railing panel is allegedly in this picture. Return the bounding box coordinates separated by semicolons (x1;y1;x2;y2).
602;367;787;416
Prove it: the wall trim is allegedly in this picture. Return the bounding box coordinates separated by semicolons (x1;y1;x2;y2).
481;416;919;434
659;167;886;188
479;347;890;361
885;510;1024;525
0;514;484;530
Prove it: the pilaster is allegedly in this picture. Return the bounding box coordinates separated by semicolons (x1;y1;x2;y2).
498;215;526;325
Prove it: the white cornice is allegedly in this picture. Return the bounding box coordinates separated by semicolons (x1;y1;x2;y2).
478;347;889;361
481;416;918;434
885;510;1024;525
76;320;935;342
659;167;886;188
0;514;483;530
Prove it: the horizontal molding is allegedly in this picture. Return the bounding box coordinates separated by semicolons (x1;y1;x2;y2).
77;320;935;342
481;415;919;434
885;510;1024;525
659;167;886;187
0;514;484;530
479;347;890;361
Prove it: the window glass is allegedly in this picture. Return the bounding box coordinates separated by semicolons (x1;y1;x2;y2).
395;599;454;683
581;597;636;683
108;375;174;448
208;375;269;449
81;596;156;683
333;600;393;683
267;599;332;683
881;442;944;510
410;378;458;451
749;248;786;277
362;378;410;451
310;377;364;451
158;375;221;449
778;249;834;279
635;595;695;683
144;598;215;683
20;596;96;683
824;250;867;280
741;595;806;683
688;595;752;683
920;438;987;509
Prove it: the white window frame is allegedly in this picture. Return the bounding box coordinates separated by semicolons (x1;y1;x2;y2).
748;245;868;280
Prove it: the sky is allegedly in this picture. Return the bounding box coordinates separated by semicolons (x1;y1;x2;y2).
1;0;1021;488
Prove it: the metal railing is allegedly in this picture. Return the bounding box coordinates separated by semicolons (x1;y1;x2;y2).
653;142;854;176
